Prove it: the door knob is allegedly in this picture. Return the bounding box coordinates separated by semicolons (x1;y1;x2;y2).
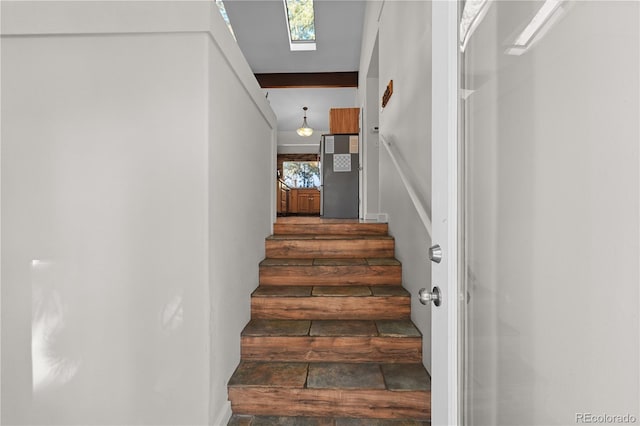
419;286;442;307
429;244;442;263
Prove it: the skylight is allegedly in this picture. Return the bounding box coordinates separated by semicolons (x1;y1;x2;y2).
284;0;316;51
215;0;236;41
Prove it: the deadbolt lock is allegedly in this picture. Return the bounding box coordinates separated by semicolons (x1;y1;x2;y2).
429;244;443;263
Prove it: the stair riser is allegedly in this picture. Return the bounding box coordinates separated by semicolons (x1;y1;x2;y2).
251;297;410;320
241;336;422;363
259;265;402;286
273;223;388;236
266;240;395;259
228;388;430;420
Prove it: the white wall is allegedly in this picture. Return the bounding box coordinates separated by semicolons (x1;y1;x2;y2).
276;130;327;155
206;10;276;423
358;0;433;370
363;76;380;218
1;2;276;425
1;30;211;426
358;3;382;220
362;35;380;218
463;1;639;424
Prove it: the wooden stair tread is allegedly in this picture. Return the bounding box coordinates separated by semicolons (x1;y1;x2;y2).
259;258;401;266
267;234;394;240
241;336;422;363
273;221;389;236
241;320;422;363
228;362;430;419
251;295;410;320
265;237;395;259
228;387;430;420
259;258;402;286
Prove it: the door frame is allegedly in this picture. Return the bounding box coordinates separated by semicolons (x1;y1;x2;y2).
430;1;460;425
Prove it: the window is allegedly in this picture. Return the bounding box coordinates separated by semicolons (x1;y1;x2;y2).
283;0;316;51
283;161;320;188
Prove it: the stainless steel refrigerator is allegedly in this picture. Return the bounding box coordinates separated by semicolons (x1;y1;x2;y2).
320;134;359;218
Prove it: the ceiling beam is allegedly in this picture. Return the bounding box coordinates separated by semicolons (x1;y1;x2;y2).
255;72;358;88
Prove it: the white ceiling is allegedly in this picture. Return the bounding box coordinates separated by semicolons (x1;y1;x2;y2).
265;87;357;131
223;0;366;141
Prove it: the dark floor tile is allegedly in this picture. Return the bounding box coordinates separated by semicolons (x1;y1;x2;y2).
307;363;385;389
375;320;422;337
381;364;431;391
229;416;428;426
307;234;392;240
228;361;308;388
267;235;315;240
251;416;335;426
313;258;367;266
312;235;357;240
370;285;410;297
253;286;312;297
242;319;311;336
228;414;253;426
312;286;372;297
335;419;429;426
260;258;314;266
310;320;378;337
366;258;401;266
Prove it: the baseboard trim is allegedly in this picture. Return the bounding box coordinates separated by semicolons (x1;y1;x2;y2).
211;401;232;426
364;213;388;223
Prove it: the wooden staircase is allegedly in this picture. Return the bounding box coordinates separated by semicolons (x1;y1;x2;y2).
228;219;431;425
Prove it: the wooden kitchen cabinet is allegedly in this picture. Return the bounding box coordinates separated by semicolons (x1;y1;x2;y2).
329;108;360;134
277;180;290;215
292;188;320;214
309;194;320;213
297;194;310;212
289;189;299;214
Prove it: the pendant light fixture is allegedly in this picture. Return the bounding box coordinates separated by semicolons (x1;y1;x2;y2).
296;106;314;137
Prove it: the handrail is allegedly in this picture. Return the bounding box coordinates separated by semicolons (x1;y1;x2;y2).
379;134;433;237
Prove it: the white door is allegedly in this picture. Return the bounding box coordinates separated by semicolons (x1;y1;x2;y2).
429;1;460;425
458;1;639;424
